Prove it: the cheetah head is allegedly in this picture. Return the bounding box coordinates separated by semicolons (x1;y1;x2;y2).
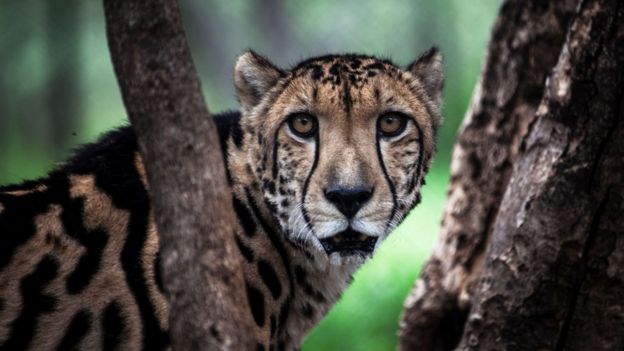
234;49;443;265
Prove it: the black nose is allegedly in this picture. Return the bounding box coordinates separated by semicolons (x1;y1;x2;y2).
324;186;373;218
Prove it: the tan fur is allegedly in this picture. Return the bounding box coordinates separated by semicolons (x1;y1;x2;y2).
134;152;149;189
3;184;48;197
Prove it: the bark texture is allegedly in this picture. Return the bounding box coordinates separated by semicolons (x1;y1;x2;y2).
400;0;624;350
103;1;255;350
399;1;577;348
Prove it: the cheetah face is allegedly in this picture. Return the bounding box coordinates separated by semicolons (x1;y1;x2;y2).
235;50;443;265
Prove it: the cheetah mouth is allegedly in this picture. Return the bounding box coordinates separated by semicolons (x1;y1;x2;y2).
319;229;378;254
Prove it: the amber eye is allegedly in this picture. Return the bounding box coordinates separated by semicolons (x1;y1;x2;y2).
287;113;318;138
378;113;408;137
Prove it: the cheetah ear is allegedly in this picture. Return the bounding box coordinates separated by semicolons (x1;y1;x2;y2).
234;50;285;113
406;47;445;110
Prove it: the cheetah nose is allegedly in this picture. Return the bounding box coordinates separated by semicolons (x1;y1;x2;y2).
324;186;373;219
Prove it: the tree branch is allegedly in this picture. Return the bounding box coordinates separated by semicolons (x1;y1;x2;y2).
399;1;578;349
457;0;624;348
400;0;624;349
103;0;254;349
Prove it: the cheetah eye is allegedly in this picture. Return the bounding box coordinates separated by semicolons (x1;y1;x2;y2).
378;112;408;137
287;113;318;138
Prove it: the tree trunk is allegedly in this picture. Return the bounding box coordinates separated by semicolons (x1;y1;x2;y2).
399;0;624;350
103;1;255;350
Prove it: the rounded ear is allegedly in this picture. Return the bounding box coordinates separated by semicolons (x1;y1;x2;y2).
406;47;445;111
234;50;285;113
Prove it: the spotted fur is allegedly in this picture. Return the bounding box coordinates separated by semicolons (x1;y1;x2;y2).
0;49;443;350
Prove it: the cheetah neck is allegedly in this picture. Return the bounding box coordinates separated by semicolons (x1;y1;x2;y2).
227;130;361;349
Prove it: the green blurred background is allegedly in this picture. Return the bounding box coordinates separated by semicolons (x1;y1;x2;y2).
0;1;501;349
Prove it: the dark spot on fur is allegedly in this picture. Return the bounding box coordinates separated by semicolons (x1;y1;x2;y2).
56;310;92;350
102;301;124;351
302;303;314;318
328;63;342;85
348;74;357;85
413;192;422;207
263;180;276;194
230;119;244;148
310;64;323;80
232;195;257;237
278;299;290;330
329;63;341;76
235;235;254;262
270;315;277;337
342;86;353;113
246;284;266;327
295;266;326;303
295;266;306;277
365;62;384;70
258;259;282;299
467;151;482;179
261;153;268;168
